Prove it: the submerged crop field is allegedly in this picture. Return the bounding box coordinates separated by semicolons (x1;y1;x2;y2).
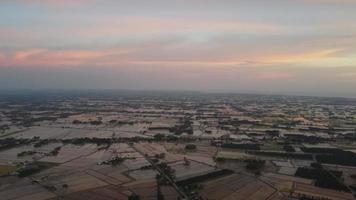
0;91;356;199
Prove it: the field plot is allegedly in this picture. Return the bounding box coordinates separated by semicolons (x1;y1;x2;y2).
42;143;138;169
170;160;217;181
278;167;297;175
85;169;125;185
9;127;71;139
134;142;182;163
109;143;139;155
35;142;63;152
181;143;217;166
70;149;112;167
0;178;56;200
164;142;186;154
188;143;217;157
160;185;180;200
114;131;150;138
124;179;157;200
66;114;100;122
31;165;109;196
199;128;230;139
62;129;114;139
59;185;129;200
40;144;97;164
273;160;293;168
109;125;152;138
101;143;151;171
116;123;149;133
216;160;247;173
134;142;169;157
273;160;297;175
0;145;36;164
62;148;114;168
216;150;255;160
122;157;150;170
222;181;275;200
268;192;286;200
262;172;313;184
198;173;275;200
292;160;312;167
145;119;177;136
0;176;20;191
50;172;108;195
293;182;354;200
198;174;254;199
185;155;216;166
0;126;27;138
259;172;312;193
164;142;217;165
32;165;82;181
128;169;157;180
0;142;65;165
89;164;132;184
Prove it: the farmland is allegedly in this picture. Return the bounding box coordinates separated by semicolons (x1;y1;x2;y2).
1;91;356;199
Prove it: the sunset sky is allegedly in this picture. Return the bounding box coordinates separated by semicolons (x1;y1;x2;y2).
1;0;356;97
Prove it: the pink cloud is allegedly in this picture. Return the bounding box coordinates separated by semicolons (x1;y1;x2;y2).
73;17;283;38
255;72;294;80
336;73;356;80
1;48;132;67
14;49;47;60
0;47;258;69
11;0;97;7
0;52;5;63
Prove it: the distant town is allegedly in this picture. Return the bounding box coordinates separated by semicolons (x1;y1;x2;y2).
0;91;356;200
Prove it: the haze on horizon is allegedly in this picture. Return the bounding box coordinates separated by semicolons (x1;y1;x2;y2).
0;0;356;97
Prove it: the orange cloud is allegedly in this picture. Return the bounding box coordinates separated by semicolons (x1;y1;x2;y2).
12;0;97;7
259;48;356;68
255;72;294;80
336;73;356;80
1;48;133;66
262;49;342;63
1;46;354;70
14;49;47;60
62;17;284;39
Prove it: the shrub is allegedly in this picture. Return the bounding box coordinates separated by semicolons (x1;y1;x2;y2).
245;159;265;171
185;144;197;151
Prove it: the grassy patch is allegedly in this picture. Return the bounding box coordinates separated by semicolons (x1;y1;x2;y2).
0;165;17;175
260;141;283;151
17;161;57;177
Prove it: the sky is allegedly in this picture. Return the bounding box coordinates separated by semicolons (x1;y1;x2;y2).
0;0;356;97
